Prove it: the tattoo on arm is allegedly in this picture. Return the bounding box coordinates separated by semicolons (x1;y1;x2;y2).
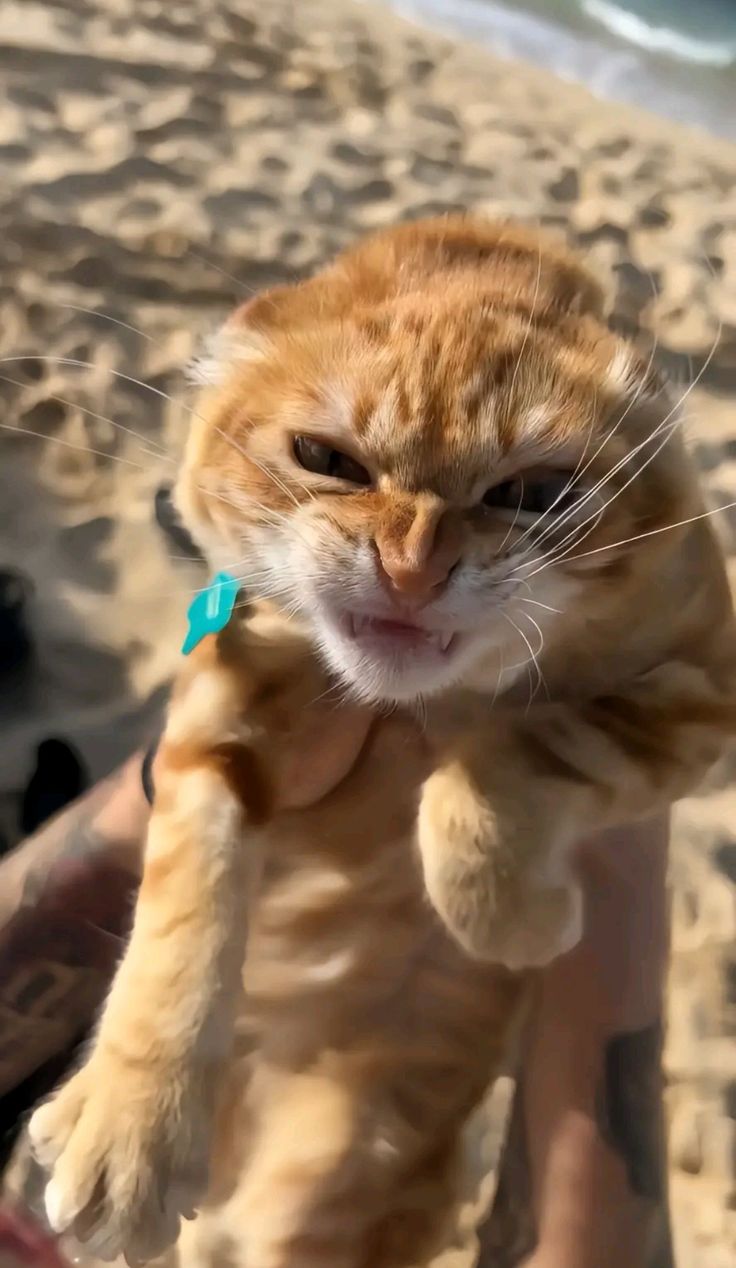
596;1022;666;1203
0;795;140;1098
477;1021;674;1268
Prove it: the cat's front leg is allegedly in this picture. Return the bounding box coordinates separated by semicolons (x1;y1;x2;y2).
29;628;371;1262
29;646;261;1262
420;659;733;970
418;749;583;971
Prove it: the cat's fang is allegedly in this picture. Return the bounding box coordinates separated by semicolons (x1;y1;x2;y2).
345;614;456;656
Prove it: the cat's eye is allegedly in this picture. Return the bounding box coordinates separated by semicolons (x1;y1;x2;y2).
483;472;577;517
293;436;371;486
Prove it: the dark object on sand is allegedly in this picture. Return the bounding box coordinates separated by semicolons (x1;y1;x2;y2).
20;740;88;838
154;484;205;561
0;570;34;679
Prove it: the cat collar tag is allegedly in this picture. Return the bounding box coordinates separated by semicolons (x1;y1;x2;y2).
182;571;240;655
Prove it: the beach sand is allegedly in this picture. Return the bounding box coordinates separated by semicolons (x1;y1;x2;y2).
0;0;734;1262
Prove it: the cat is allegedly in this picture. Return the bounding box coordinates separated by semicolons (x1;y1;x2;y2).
27;611;526;1268
29;216;736;1267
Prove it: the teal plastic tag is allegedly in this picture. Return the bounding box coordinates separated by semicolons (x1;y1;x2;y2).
182;571;240;655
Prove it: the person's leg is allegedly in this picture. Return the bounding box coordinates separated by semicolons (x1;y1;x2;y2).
477;816;673;1268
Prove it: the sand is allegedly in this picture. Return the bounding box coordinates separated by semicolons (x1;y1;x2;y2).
0;0;735;1262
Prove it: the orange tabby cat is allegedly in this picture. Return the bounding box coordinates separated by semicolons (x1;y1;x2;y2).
29;217;736;1267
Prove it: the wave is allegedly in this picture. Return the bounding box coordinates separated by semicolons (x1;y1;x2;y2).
385;0;736;139
583;0;735;68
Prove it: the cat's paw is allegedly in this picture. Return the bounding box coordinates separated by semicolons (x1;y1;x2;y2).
29;1057;210;1263
425;852;583;970
418;766;582;970
460;873;582;970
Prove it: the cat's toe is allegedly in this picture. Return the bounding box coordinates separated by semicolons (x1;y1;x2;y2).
30;1063;206;1261
29;1074;88;1172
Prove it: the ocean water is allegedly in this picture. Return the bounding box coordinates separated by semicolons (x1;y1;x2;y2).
386;0;736;141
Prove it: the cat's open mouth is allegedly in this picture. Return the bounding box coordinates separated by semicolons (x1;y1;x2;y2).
344;613;458;658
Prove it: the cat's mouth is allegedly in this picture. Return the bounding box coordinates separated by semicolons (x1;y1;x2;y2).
343;613;458;658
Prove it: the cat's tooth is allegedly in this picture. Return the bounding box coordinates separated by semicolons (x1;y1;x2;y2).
438;632;453;653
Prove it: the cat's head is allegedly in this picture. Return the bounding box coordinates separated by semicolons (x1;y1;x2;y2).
176;218;690;704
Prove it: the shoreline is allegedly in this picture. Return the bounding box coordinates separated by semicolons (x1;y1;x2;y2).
385;0;736;141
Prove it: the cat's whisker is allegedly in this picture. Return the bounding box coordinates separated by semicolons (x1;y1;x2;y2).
518;308;706;568
541;347;698;549
209;481;292;523
530;413;682;570
0;420;148;470
525;408;685;577
503;611;545;710
191;478;326;562
528;406;679;562
187;252;308;344
56;303;158;345
516;260;662;556
513;391;602;556
411;693;429;734
517;595;563;615
496;477;526;556
306;678;348;708
0;354;213;430
523;496;736;581
525;665;535;712
513;604;546;660
186;249;300;315
515;608;549;700
517;272;662;555
489;649;505;710
220;432;301;509
0;372;172;463
522;315;722;567
512;400;687;580
287;471;318;503
186;248;259;299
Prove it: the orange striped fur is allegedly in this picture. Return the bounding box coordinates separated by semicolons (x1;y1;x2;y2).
30;217;736;1266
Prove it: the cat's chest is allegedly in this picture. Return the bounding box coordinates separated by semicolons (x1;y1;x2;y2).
243;813;427;999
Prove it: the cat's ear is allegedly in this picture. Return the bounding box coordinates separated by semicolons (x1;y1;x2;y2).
187;277;345;387
186;287;288;387
227;285;301;335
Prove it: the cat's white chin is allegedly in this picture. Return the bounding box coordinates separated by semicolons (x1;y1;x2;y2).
314;610;469;703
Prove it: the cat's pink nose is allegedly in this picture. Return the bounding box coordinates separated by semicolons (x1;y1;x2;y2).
374;498;463;604
375;552;454;601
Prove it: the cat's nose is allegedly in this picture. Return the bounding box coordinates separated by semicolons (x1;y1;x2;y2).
375;551;457;602
374;539;462;603
374;498;463;604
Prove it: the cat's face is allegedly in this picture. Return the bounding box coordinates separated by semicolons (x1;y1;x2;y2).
177;225;687;704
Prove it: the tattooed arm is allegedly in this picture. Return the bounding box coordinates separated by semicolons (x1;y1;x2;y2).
476;816;674;1268
0;754;147;1106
